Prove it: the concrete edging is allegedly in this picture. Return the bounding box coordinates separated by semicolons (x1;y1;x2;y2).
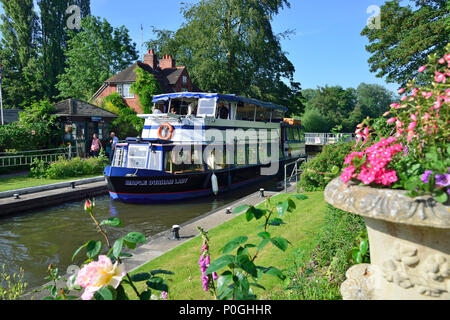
0;176;105;199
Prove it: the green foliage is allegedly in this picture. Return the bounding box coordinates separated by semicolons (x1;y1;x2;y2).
0;0;42;108
0;100;61;152
0;264;28;300
347;231;370;265
343;46;449;202
301;84;394;132
29;155;108;179
101;92;144;140
272;205;367;300
301;107;331;132
201;194;307;300
147;0;304;114
298;142;354;191
361;0;449;86
130;67;162;114
56;15;138;101
41;199;173;300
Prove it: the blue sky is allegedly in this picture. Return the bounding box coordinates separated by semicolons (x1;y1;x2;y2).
90;0;399;93
1;0;401;93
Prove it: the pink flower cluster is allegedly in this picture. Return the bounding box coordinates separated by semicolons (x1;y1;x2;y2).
198;242;218;292
341;137;403;186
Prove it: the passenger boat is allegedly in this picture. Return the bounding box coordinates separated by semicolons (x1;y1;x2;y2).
104;92;306;203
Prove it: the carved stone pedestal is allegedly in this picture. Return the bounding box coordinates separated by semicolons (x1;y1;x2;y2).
324;178;450;300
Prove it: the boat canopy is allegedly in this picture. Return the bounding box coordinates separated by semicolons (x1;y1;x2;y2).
152;92;288;112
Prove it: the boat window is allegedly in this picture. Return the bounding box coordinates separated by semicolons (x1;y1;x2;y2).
112;146;126;167
217;102;229;119
148;150;162;171
236;143;246;165
286;128;294;141
272;110;284;121
248;142;258;165
127;145;148;169
293;128;300;141
236;103;256;121
255;106;266;122
197;98;217;117
165;146;203;173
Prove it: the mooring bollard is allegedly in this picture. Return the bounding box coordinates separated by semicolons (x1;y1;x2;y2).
13;194;20;199
259;188;265;197
70;182;76;189
226;207;232;214
170;225;180;240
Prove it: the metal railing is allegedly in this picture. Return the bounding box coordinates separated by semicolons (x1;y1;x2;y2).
0;146;73;168
305;133;356;145
283;157;306;192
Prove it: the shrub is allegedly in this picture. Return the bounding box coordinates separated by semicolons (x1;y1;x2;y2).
100;93;144;140
270;205;367;300
298;141;354;191
29;155;108;179
301;107;331;132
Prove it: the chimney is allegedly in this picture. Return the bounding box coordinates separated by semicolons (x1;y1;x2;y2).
159;54;176;69
143;49;158;69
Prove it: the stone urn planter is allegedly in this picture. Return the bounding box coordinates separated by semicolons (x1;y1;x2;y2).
324;178;450;300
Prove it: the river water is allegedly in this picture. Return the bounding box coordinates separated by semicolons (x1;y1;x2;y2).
0;179;279;290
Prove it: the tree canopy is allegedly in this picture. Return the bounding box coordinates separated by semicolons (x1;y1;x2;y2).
146;0;304;115
56;16;138;101
361;0;449;86
301;83;395;132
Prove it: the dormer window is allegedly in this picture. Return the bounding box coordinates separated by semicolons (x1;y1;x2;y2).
117;83;134;98
182;76;187;84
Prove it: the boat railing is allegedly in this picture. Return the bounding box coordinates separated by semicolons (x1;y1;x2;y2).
0;146;74;168
305;133;356;145
283;157;307;192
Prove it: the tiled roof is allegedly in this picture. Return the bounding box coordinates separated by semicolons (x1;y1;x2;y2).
53;99;118;118
104;62;174;93
161;67;185;85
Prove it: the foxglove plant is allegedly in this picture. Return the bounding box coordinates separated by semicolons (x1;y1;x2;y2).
341;44;449;203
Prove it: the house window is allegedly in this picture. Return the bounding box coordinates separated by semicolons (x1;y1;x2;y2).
182;76;187;84
181;87;188;92
117;84;134;98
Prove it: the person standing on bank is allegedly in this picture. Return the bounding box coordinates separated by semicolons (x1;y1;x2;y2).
109;132;119;163
90;134;102;157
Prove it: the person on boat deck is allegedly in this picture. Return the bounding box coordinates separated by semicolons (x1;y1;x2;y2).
109;132;119;163
170;107;177;114
90;134;102;157
218;104;229;119
152;105;162;114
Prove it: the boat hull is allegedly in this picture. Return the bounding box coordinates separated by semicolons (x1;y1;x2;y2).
104;158;300;203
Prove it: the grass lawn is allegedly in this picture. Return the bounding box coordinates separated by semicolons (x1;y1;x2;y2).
0;174;102;192
123;191;327;300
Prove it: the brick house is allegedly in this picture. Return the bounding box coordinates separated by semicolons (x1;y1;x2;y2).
92;50;199;113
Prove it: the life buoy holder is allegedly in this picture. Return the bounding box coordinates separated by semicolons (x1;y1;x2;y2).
157;123;174;140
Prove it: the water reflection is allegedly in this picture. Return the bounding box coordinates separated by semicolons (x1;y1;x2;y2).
0;179;278;290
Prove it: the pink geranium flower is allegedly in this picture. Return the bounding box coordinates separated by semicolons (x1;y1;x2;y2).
418;65;427;73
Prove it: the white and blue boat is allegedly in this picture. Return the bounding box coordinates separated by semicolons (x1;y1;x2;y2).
104;92;306;203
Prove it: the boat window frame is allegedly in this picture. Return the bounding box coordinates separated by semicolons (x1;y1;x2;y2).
126;143;150;169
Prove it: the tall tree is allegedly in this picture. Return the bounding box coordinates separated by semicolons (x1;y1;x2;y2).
38;0;91;100
355;83;394;119
38;0;70;100
147;0;302;111
305;85;357;131
0;0;42;107
361;0;449;86
74;0;91;17
56;16;138;101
